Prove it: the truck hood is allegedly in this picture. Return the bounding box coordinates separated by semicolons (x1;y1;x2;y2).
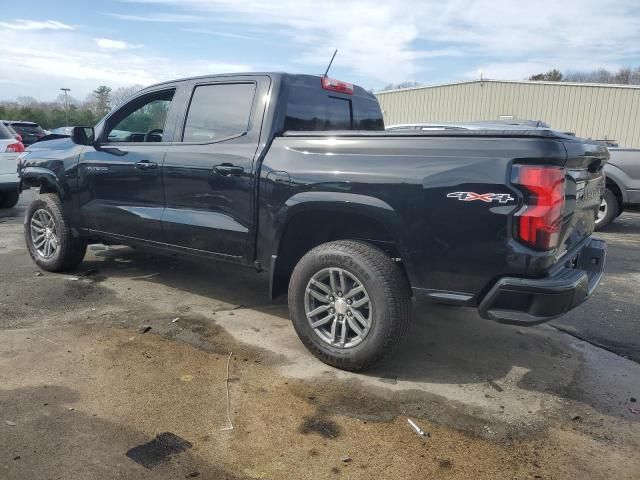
27;136;76;153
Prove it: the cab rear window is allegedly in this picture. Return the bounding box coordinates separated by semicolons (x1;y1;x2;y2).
284;81;384;132
285;88;352;131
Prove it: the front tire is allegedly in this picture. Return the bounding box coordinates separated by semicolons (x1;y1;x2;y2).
24;193;87;272
595;188;619;231
288;240;411;372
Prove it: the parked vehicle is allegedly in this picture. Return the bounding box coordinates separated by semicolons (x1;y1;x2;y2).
386;120;552;131
1;121;23;143
0;122;24;208
6;121;46;145
595;148;640;229
18;73;607;371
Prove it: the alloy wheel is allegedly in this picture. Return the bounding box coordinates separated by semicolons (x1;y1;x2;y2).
304;267;373;348
30;209;59;259
596;197;608;224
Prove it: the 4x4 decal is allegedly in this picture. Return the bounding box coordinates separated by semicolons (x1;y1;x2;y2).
447;192;515;203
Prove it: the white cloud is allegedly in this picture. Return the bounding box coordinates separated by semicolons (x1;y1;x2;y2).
0;19;74;31
182;28;255;40
119;0;640;84
95;38;143;50
2;1;640;99
103;12;202;22
0;28;250;100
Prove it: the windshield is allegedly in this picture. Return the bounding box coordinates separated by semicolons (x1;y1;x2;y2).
12;123;44;134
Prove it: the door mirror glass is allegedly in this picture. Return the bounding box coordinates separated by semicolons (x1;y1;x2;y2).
71;126;94;145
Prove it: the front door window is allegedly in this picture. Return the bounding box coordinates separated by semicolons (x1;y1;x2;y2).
105;90;175;143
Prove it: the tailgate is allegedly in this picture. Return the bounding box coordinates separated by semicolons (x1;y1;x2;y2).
558;140;608;256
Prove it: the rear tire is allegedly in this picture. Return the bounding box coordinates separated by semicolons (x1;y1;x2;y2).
24;193;87;272
595;187;619;231
288;240;411;372
0;189;19;208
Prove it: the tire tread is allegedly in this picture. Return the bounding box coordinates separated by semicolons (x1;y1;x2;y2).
24;193;87;272
288;240;411;372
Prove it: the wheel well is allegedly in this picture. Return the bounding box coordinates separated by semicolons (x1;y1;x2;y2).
39;181;58;194
271;210;405;299
22;176;59;195
606;179;623;214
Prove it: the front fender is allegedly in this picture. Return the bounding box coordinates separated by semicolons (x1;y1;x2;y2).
20;166;63;194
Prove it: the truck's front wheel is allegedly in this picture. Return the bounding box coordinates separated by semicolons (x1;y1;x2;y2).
595;187;619;231
24;193;87;272
288;240;411;371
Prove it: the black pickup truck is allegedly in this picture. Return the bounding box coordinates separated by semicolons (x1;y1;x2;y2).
18;73;607;371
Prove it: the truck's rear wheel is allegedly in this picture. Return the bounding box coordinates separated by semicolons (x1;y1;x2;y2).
288;240;411;371
24;193;87;272
595;187;619;231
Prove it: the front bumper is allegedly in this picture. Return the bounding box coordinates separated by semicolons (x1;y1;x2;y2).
478;238;606;325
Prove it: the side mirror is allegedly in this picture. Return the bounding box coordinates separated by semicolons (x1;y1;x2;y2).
71;126;95;146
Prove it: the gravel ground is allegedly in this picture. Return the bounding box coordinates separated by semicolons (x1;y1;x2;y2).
1;190;639;479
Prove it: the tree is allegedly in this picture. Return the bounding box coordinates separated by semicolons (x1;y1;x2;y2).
16;96;38;107
111;85;143;108
92;85;112;116
558;66;640;85
380;81;422;91
528;69;563;81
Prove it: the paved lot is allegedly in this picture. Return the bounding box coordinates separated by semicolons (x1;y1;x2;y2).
1;190;639;479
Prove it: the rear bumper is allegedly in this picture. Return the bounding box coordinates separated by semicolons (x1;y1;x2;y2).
0;172;19;191
478;238;606;325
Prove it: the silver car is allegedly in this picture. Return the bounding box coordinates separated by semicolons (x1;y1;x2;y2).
0;122;24;208
598;148;640;228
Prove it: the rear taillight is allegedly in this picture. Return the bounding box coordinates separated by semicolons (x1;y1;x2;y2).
513;165;566;250
6;142;25;153
321;77;354;94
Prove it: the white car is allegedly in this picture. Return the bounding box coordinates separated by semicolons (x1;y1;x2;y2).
0;122;24;208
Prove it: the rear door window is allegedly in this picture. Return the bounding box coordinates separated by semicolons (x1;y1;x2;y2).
182;83;256;143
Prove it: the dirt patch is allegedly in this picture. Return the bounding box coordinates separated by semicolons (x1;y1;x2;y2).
299;415;341;439
126;432;193;469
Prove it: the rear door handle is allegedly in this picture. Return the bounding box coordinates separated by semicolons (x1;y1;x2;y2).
213;164;244;176
135;160;158;170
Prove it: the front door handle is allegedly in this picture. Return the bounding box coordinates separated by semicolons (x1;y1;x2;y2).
135;160;158;170
213;164;244;176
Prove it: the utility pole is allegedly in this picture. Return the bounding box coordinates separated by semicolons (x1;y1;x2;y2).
60;88;71;126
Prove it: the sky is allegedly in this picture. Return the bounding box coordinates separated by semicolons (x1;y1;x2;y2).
1;0;640;101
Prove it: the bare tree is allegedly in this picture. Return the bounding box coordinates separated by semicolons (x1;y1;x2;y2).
111;85;144;108
16;96;38;107
563;66;640;85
